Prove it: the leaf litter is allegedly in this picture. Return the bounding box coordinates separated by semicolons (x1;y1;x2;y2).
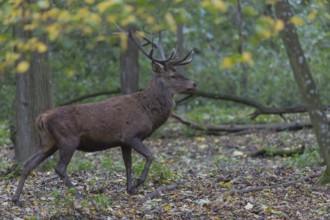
0;130;329;219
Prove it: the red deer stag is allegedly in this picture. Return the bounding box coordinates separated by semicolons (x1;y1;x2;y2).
12;30;197;204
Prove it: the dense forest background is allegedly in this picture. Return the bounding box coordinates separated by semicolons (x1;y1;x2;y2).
0;0;329;218
1;0;329;122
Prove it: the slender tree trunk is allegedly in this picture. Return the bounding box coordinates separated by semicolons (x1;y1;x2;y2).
275;0;330;182
176;25;187;116
120;26;139;95
236;0;248;93
13;17;53;163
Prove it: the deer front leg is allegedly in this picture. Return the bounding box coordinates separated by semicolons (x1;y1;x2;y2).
121;146;134;193
123;138;155;191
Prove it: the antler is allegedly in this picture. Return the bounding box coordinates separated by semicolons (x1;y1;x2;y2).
118;25;193;66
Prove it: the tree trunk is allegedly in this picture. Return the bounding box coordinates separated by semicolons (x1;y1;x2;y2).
236;0;248;93
275;0;330;182
13;28;53;163
120;27;139;95
176;25;187;116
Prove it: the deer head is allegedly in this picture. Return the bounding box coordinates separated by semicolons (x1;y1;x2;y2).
127;30;197;94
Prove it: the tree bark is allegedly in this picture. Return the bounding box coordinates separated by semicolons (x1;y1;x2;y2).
120;26;139;95
176;25;187;116
275;0;330;182
236;0;248;93
13;13;53;163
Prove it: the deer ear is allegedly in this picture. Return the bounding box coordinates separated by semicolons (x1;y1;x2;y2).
152;62;165;73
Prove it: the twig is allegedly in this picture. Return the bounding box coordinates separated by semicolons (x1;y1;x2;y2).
89;197;100;211
141;183;180;202
227;172;322;195
42;176;58;184
60;89;121;106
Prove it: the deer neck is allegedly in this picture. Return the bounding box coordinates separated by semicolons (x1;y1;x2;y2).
137;76;174;129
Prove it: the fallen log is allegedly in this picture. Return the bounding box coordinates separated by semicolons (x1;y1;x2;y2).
171;114;320;133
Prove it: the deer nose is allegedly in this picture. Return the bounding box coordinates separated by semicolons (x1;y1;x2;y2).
192;82;197;88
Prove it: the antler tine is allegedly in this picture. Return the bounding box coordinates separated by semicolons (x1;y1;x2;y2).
142;31;176;64
169;49;194;66
127;30;150;59
142;36;157;48
127;30;166;63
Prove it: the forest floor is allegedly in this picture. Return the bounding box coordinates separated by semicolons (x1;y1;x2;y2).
0;129;329;219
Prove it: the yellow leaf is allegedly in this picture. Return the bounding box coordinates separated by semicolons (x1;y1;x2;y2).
16;61;30;73
241;51;251;62
260;29;271;39
225;182;231;187
219;181;231;187
165;13;177;32
66;69;74;77
145;16;155;25
198;144;208;150
89;13;101;23
194;137;205;142
97;0;115;13
23;23;37;31
163;204;171;211
37;0;50;9
266;0;279;5
37;42;48;53
220;57;234;69
106;15;116;23
45;23;61;41
59;10;71;22
95;35;106;42
119;33;128;51
307;9;317;21
43;8;59;19
84;0;95;4
273;19;284;32
213;0;227;12
241;51;254;66
5;52;20;64
78;7;90;18
290;16;304;26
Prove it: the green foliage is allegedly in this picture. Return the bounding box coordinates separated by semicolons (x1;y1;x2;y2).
68;158;94;172
93;194;111;209
285;149;323;168
39;155;59;172
214;154;235;167
0;121;11;146
0;164;21;180
184;104;282;125
101;157;115;170
50;188;61;199
133;160;175;183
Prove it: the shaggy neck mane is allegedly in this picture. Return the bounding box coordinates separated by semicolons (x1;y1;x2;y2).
134;76;174;130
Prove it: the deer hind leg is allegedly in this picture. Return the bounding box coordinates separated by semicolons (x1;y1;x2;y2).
54;141;77;188
124;138;155;191
12;146;57;204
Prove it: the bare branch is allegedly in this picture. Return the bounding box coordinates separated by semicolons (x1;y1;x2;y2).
227;172;322;195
